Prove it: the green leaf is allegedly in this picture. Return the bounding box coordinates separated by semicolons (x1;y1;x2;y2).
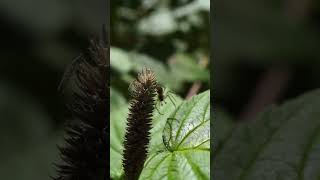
213;89;320;180
110;88;183;179
110;88;210;179
148;91;184;155
110;86;182;179
139;90;210;180
169;53;209;82
110;47;133;73
110;88;128;179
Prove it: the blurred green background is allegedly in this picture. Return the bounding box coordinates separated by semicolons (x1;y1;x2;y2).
110;0;210;97
0;0;105;179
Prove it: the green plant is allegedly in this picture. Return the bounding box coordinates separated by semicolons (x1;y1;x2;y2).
111;83;210;179
213;89;320;180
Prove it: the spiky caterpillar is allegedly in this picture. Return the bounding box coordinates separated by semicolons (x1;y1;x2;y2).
53;35;109;180
122;68;160;180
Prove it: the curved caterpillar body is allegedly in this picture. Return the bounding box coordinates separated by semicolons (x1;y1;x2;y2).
122;68;160;180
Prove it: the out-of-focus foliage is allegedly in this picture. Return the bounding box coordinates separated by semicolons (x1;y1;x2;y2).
213;89;320;180
213;1;320;179
216;0;320;62
213;1;320;180
111;0;210;97
0;0;104;179
0;82;63;179
111;47;209;92
214;0;320;118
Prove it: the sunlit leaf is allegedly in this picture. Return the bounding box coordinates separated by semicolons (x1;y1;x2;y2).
140;90;210;180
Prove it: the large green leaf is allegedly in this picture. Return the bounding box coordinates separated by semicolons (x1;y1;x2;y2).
110;89;210;180
213;89;320;180
139;90;210;180
110;88;183;179
110;88;128;178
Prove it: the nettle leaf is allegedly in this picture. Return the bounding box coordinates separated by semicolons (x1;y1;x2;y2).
139;90;210;180
110;88;128;178
213;89;320;180
110;88;183;179
110;89;210;180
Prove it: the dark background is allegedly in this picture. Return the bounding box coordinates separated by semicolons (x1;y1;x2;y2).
212;1;320;179
214;0;320;121
0;0;105;179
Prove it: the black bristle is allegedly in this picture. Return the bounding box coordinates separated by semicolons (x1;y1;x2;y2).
53;35;109;180
122;68;159;180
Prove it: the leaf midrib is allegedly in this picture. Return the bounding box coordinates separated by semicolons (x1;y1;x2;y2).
183;152;209;180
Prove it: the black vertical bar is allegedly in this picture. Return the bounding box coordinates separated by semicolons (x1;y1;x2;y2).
102;0;110;178
210;0;213;179
102;0;109;48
